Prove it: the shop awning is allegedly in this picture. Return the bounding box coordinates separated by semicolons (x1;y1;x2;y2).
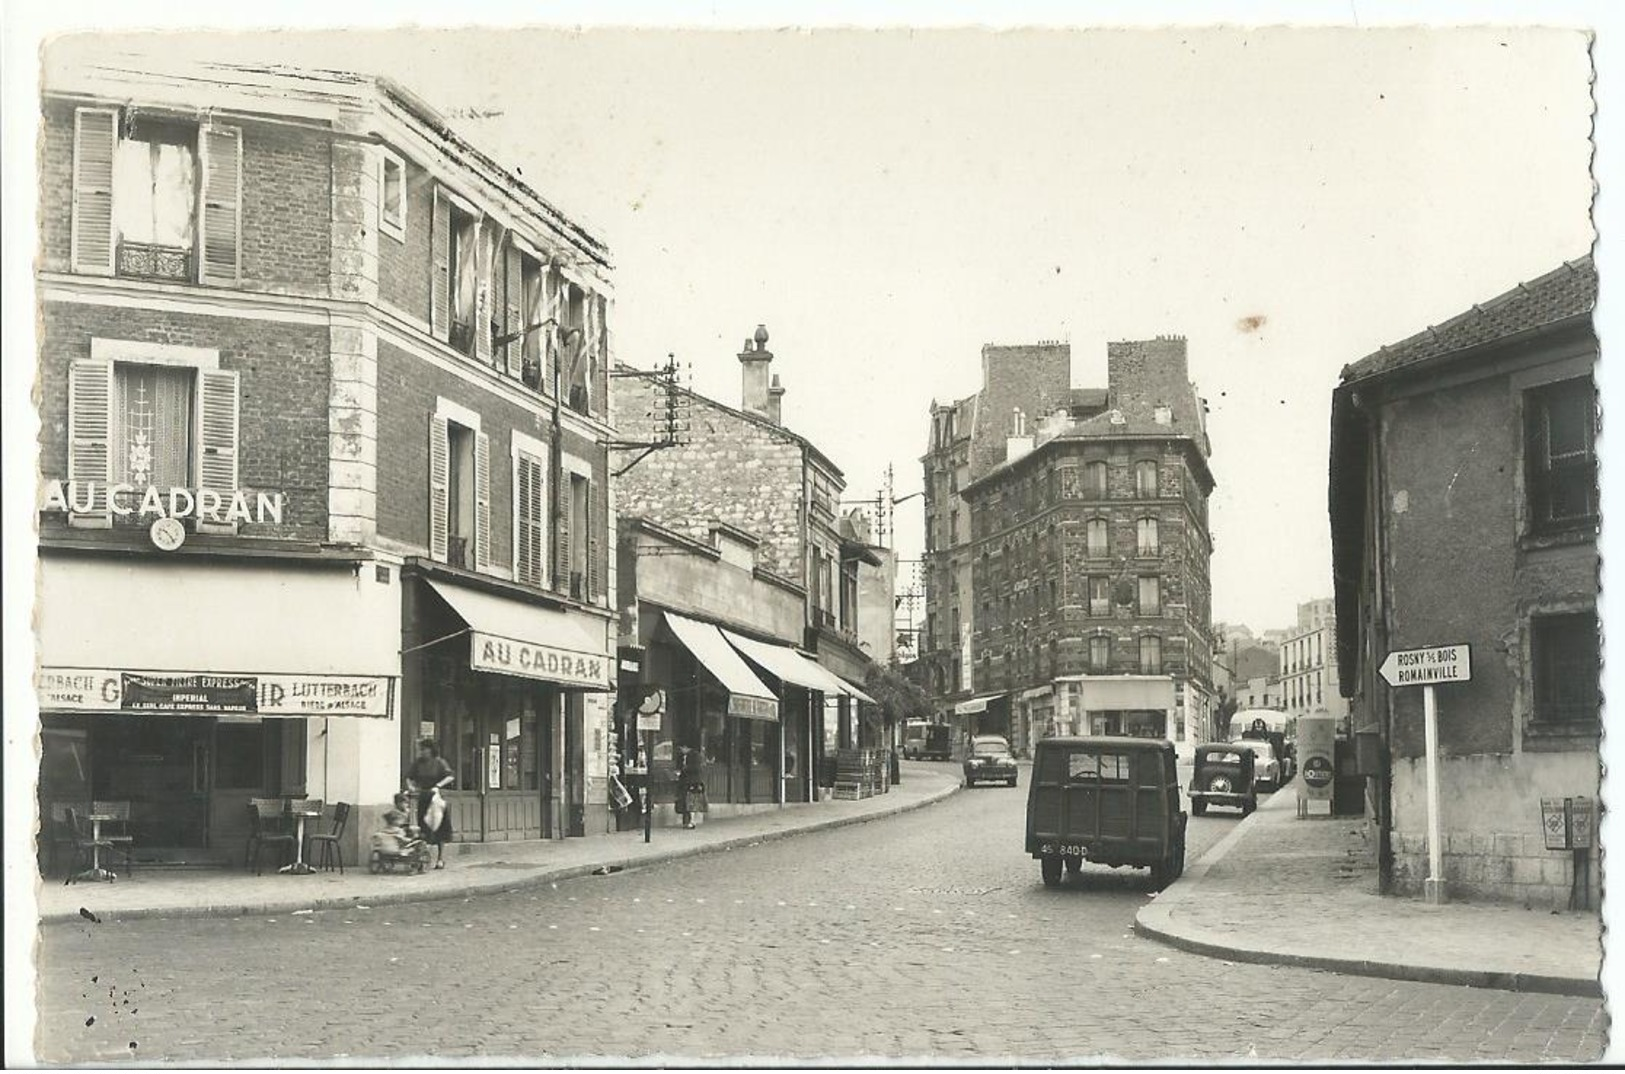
841;677;878;705
663;613;779;721
954;693;1005;716
428;579;611;690
718;628;857;699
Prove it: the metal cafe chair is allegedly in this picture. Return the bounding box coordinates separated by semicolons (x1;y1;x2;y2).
246;798;296;875
45;801;89;879
90;800;137;875
307;802;351;874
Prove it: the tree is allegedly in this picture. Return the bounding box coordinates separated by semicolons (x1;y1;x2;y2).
863;662;933;731
1214;693;1239;741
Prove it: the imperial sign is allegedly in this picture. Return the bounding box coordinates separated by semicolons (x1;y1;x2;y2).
1378;644;1472;688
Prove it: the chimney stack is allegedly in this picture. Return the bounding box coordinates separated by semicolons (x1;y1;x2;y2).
767;374;786;425
739;324;773;419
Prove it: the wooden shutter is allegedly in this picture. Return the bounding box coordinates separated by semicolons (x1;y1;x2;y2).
474;431;492;570
594;293;609;411
428;414;449;562
586;477;601;602
504;245;523;375
474;222;493;365
199;125;242;284
195;369;240;531
431;190;451;341
515;452;545;587
71;107;118;275
67;359;114;523
553;470;571;595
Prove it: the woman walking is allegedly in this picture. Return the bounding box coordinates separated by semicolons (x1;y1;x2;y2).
406;738;454;868
678;745;706;829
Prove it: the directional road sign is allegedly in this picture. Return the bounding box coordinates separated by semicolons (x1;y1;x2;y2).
1379;644;1471;688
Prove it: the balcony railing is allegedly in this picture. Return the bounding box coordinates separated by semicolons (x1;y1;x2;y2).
117;241;191;281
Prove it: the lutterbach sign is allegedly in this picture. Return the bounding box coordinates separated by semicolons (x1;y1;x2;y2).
40;481;286;525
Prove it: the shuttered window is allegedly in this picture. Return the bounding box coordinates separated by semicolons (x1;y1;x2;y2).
431;190;451;342
199;125;242;284
71;108;118;275
514;450;547;587
67;356;239;528
428;414;450;562
473;431;492;570
67;360;115;522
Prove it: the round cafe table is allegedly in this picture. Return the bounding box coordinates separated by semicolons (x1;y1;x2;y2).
70;813;118;884
279;805;324;875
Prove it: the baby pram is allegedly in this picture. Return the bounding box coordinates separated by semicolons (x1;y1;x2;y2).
368;827;430;874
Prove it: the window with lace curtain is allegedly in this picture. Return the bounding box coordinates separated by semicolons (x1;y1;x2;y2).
114;364;194;494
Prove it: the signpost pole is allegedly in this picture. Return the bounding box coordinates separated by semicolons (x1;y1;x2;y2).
1422;683;1444;905
642;729;653;844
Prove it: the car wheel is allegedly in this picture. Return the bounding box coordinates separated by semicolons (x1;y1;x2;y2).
1040;854;1063;888
1191;799;1207;817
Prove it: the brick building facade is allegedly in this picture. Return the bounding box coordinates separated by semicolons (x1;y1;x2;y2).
921;338;1215;757
35;56;618;874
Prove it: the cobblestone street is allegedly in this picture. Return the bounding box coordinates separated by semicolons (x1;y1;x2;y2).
36;772;1606;1064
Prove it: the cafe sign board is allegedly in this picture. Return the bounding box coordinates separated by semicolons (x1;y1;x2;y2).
37;667;395;717
470;632;611;688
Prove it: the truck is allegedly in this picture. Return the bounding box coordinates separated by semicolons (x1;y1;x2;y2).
902;721;952;761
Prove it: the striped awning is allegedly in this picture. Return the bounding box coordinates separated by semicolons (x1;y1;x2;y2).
663;612;779;721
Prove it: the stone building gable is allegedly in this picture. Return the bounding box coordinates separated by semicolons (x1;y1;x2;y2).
613;372;808;583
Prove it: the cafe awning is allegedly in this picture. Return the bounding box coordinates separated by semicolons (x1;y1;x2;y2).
428;579;611;690
841;677;878;705
954;693;1005;716
718;628;856;698
663;613;779;721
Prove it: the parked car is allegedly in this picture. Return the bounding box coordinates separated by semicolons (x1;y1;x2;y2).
1025;736;1186;889
1233;738;1282;792
963;735;1018;787
1188;743;1258;817
904;723;952;761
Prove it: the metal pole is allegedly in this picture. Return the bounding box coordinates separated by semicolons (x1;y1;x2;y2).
1422;684;1444;904
642;729;653;844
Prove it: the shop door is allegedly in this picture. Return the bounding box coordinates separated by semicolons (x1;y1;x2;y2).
211;718;303;855
747;721;776;803
480;684;547;841
563;693;585;837
88;716;214;852
782;702;808;804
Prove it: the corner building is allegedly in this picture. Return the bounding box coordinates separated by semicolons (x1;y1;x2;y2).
35;57;617;870
928;338;1215;756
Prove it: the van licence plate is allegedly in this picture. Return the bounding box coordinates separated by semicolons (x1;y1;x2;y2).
1039;843;1087;856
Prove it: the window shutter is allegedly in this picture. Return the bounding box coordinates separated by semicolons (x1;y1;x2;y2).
67;359;114;524
593;293;608;411
474;431;492;570
514;453;546;587
474;223;494;365
586;478;601;602
196;369;240;529
553;471;570;595
71;108;118;275
428;414;449;562
199;125;242;284
431;190;451;341
504;245;523;375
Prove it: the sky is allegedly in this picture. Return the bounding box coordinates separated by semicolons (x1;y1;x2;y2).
2;3;1620;1061
36;22;1595;635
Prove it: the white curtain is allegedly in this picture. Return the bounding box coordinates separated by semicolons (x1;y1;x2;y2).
115;364;193;489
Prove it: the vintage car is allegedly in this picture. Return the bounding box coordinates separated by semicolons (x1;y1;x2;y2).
963;734;1018;787
904;722;952;761
1188;742;1258;817
1233;738;1282;792
1025;736;1186;889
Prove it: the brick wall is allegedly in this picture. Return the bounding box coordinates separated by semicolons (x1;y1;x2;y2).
39;102;332;296
378;155;433;318
374;340;608;591
38;303;331;539
613;374;807;583
969;344;1071;480
967;437;1211;694
1107;336;1200;432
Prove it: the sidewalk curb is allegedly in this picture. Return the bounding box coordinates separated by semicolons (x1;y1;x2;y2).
1135;792;1602;999
41;778;961;927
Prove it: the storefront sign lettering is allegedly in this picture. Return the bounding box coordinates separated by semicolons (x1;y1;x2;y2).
39;480;285;525
470;631;610;687
35;667;394;717
124;672;258;712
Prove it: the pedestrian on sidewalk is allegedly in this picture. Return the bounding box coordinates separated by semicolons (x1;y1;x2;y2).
678;746;707;829
406;738;454;869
